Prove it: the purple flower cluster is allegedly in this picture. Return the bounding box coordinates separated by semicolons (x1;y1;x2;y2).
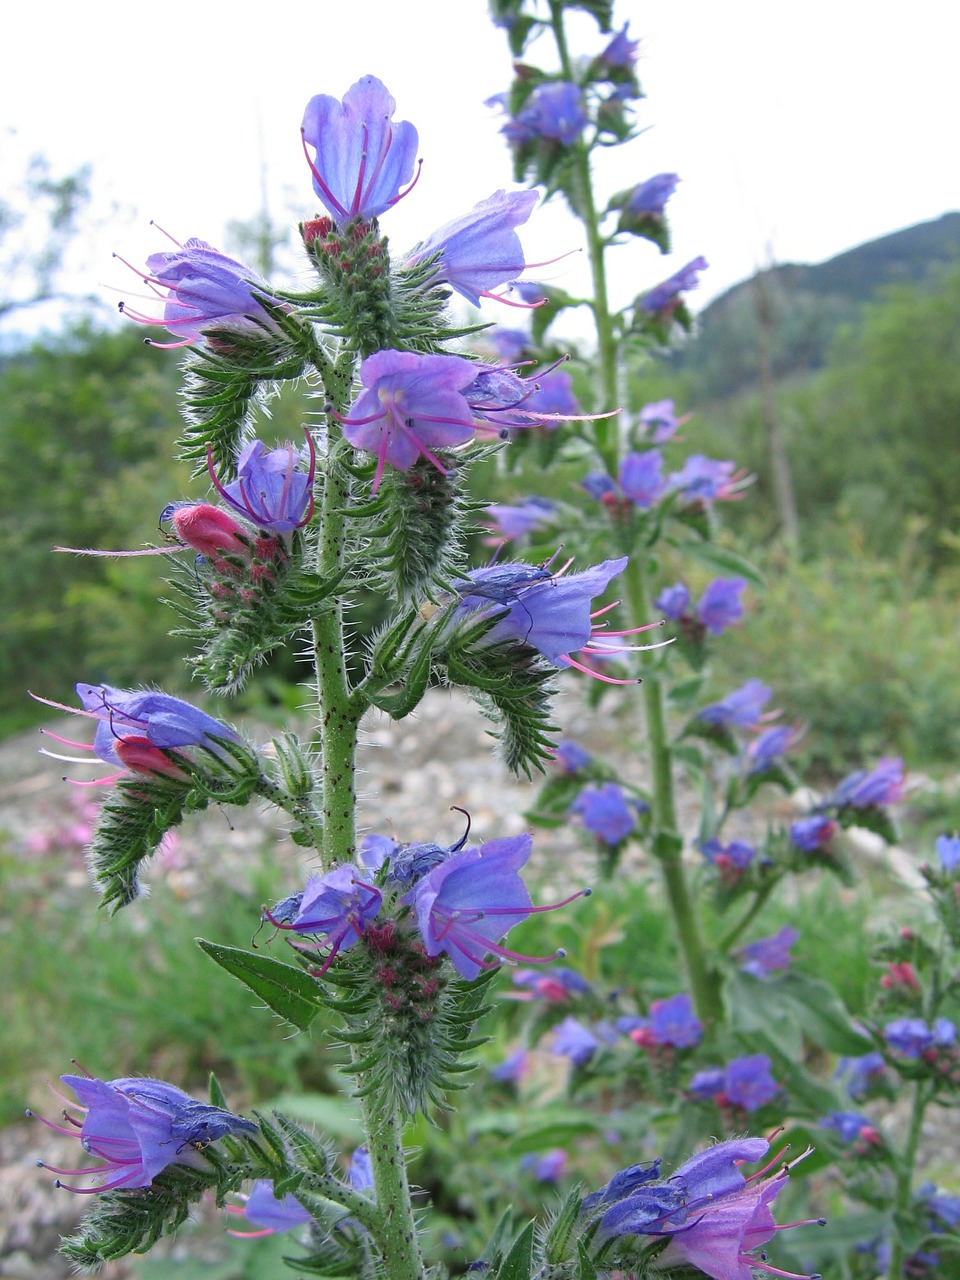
654;577;747;636
689;1054;779;1112
483;497;555;544
627;993;703;1050
639;255;708;317
827;758;904;810
499;82;587;147
698;679;773;728
700;838;757;875
789;814;837;853
739;925;799;978
884;1016;957;1059
586;1136;823;1277
280;832;585;983
936;834;960;872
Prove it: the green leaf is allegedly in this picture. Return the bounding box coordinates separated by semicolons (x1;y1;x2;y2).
677;539;767;589
495;1220;535;1280
506;1116;601;1155
577;1240;599;1280
197;939;325;1032
728;971;873;1056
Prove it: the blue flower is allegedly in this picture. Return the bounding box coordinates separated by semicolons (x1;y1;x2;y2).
490;1048;529;1083
697;576;747;635
723;1054;779;1111
835;1051;887;1099
407;189;538;306
502;82;587;147
571;782;642;845
34;1074;256;1191
740;926;799;978
268;865;382;973
789;814;837;852
550;1016;600;1066
639;397;681;441
483;497;555;543
230;1180;312;1236
668;453;743;505
746;724;797;773
520;1149;568;1182
618;450;667;507
647;993;703;1048
301;77;419;224
936;834;960;872
700;838;756;872
655;582;691;620
698;680;773;727
884;1017;934;1058
552;739;592;773
338;349;477;490
119;237;280;349
213;438;315;535
820;1111;875;1144
827;758;904;809
639;256;707;315
625;174;679;217
400;834;584;981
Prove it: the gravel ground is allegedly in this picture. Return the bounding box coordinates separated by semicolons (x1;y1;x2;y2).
0;684;927;1277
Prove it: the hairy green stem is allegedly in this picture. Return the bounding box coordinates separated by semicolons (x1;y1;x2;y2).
886;1078;930;1279
626;558;719;1021
358;1088;425;1280
548;1;620;471
540;13;721;1020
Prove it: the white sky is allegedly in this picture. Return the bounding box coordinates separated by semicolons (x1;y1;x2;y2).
3;0;958;337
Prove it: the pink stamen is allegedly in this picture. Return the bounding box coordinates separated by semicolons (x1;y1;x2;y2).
40;730;96;750
557;655;638;685
481;290;545;310
226;1227;277;1239
148;220;183;247
300;131;350;221
748;1262;821;1279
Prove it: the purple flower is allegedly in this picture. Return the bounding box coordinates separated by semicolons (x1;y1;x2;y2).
639;397;680;442
697;577;747;635
407;189;538;307
400;834;582;981
600;22;640;69
551;1016;600;1066
647;993;702;1048
450;554;659;679
519;367;581;421
655;582;691;621
521;1149;568;1182
571;782;640;845
723;1054;779;1112
698;680;773;728
230;1180;312;1236
789;814;837;853
119;238;279;349
700;839;756;872
594;1136;820;1280
625;175;679;218
688;1067;726;1101
618;450;667;508
639;256;708;316
34;1074;256;1191
740;926;799;978
820;1111;875;1144
746;724;797;773
835;1051;887;1100
338;349;477;491
936;835;960;873
552;739;591;773
512;966;592;1001
56;683;239;780
212;438;315;535
488;327;530;362
484;497;555;543
490;1047;529;1083
269;865;382;973
885;1017;935;1058
934;1017;958;1046
829;758;904;809
503;82;586;147
582;470;618;501
668;454;741;505
301;77;418;225
348;1145;374;1193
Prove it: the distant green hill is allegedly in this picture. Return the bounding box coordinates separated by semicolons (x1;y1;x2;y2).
667;212;960;400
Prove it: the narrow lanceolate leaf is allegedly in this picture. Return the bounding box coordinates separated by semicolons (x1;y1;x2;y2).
676;538;766;589
197;939;325;1031
494;1219;536;1280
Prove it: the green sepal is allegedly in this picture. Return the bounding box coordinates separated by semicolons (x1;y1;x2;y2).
59;1145;248;1268
88;738;259;910
208;1071;229;1110
577;1239;599;1280
197;939;327;1032
543;1187;585;1266
443;633;560;778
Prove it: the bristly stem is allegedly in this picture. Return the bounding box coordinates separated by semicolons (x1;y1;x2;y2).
544;4;718;1020
885;1077;930;1280
311;356;424;1280
548;0;620;474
